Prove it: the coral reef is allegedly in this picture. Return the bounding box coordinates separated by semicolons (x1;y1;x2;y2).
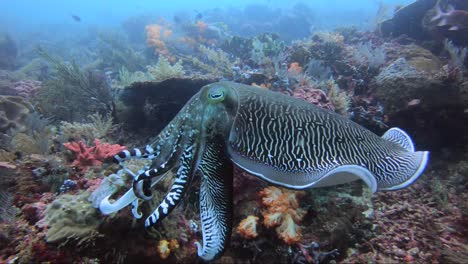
1;2;467;262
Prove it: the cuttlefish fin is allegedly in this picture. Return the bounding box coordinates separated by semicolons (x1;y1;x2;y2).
381;127;429;191
382;127;415;151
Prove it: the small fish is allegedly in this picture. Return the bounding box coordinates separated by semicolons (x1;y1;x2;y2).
71;14;81;22
431;4;468;31
194;10;203;20
407;99;421;107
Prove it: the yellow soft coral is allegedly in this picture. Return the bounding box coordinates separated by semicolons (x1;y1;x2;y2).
237;215;259;239
258;186;306;244
157;239;179;260
157;240;171;259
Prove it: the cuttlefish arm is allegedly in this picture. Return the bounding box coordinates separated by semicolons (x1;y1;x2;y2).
195;135;233;261
145;136;199;228
99;173;167;217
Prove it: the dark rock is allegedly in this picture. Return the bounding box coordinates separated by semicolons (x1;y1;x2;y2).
379;0;468;46
116;77;215;135
379;0;437;40
374;58;457;116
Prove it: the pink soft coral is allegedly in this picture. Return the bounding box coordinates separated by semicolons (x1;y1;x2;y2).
63;139;125;172
258;186;306;244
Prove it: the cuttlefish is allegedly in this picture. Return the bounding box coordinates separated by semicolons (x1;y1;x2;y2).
99;81;429;261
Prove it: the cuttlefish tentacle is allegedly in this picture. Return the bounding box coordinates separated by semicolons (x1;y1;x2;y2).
100;96;203;214
195;136;233;261
132;131;185;201
99;173;167;216
113;97;199;164
145;137;199;228
113;144;159;163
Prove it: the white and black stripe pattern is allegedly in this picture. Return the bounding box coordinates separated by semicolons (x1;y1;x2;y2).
195;136;233;261
225;82;425;189
144;141;197;228
113;97;203;164
113;145;159;163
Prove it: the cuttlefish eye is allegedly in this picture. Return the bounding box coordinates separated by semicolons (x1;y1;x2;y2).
207;86;226;103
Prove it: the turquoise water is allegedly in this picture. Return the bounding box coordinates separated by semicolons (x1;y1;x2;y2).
2;0;414;30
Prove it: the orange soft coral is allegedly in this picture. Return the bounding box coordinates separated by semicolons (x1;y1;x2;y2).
145;24;173;59
237;215;259;239
196;20;208;33
258;186;306;244
288;62;303;75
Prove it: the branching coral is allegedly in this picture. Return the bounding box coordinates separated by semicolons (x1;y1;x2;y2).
147;57;185;81
258;186;306;245
63;139;125;172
